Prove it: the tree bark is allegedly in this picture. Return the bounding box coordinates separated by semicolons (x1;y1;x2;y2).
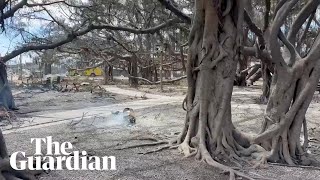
235;28;249;86
252;0;320;165
246;68;262;86
0;62;17;110
109;65;113;81
177;1;251;176
128;56;138;88
260;61;272;103
160;51;163;91
103;61;109;85
44;63;52;75
235;56;248;86
180;46;186;73
255;60;320;165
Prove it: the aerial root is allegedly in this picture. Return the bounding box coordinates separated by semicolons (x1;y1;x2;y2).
178;141;197;158
202;154;255;180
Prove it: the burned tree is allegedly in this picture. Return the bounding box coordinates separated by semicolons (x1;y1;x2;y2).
176;0;252;178
175;0;320;178
252;0;320;165
0;61;17;110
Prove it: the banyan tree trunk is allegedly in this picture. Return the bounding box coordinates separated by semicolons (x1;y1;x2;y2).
254;59;320;165
0;62;17;110
251;0;320;165
177;0;251;174
235;28;249;86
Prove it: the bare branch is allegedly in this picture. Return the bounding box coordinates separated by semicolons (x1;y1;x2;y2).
91;18;182;34
305;32;320;63
278;30;297;66
287;0;320;45
42;6;70;32
2;18;181;62
313;16;320;27
263;0;271;31
269;0;298;67
157;0;191;24
244;10;265;50
297;11;316;53
129;75;187;85
26;0;92;9
2;0;27;20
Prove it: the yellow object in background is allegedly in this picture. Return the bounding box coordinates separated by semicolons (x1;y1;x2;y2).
83;67;103;77
68;67;103;77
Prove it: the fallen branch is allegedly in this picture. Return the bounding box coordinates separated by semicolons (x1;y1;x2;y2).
138;144;173;155
114;141;167;150
129;75;187;85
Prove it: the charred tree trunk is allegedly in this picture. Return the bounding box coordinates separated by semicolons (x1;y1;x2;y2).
154;64;158;82
109;65;113;81
145;35;153;81
251;0;320;166
128;56;138;88
44;63;52;75
177;1;251;178
103;61;109;85
260;61;272;103
180;46;186;73
0;62;17;110
235;28;249;86
255;60;320;165
235;56;248;86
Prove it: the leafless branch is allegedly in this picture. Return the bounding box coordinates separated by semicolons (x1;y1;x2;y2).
2;18;181;62
287;0;320;45
157;0;191;24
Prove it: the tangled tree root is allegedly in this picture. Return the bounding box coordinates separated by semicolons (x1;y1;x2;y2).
114;134;274;180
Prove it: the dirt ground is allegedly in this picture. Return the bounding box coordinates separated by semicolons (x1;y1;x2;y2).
2;83;320;180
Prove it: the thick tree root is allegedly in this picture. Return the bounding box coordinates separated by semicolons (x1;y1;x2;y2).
138;145;178;155
199;147;255;180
